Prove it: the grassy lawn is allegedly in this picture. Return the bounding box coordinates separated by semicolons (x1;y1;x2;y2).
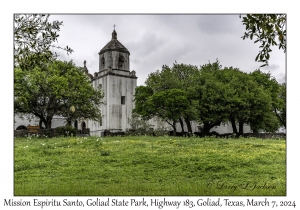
14;135;286;196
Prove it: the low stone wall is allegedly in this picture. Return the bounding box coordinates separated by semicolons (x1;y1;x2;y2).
200;132;286;139
242;133;286;139
103;130;125;137
14;128;61;138
14;127;91;138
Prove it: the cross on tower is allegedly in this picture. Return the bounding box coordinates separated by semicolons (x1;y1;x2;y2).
113;24;116;30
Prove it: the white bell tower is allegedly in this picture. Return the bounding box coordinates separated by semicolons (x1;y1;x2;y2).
90;27;137;136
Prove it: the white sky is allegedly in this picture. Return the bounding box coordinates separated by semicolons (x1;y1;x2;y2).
49;14;286;86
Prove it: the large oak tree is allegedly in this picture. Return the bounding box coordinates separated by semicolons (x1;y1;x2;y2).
14;60;104;128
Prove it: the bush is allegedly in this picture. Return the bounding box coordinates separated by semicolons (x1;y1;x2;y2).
125;128;168;136
14;129;28;138
39;128;57;138
55;126;77;137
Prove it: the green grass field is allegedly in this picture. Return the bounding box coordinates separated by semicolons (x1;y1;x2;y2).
14;135;286;196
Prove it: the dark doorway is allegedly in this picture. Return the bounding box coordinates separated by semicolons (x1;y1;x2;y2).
82;121;86;130
74;120;78;130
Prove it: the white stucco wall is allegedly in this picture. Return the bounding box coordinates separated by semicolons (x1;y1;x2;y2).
14;115;66;130
149;118;251;134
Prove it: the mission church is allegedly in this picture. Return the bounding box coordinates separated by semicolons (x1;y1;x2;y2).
14;29;251;136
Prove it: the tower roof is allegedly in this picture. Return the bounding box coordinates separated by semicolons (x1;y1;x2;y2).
99;30;130;55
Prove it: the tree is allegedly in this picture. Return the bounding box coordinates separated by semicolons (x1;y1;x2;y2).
14;60;104;128
250;70;285;130
133;86;155;120
219;67;250;134
194;60;231;135
133;87;189;135
220;67;274;134
151;89;190;135
145;63;199;133
274;83;286;128
14;14;73;70
195;62;280;135
241;14;286;67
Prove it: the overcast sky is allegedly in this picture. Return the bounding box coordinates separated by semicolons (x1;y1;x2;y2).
49;14;286;86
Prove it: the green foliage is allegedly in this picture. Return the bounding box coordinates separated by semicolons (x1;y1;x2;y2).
249;70;284;131
134;59;283;135
216;67;276;133
14;136;286;196
275;83;286;128
133;86;154;120
14;60;104;128
194;60;229;134
241;14;286;67
135;63;199;133
55;126;77;137
150;89;190;123
134;86;190;134
14;14;73;69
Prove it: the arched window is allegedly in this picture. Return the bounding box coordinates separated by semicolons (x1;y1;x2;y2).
16;125;27;130
118;55;124;68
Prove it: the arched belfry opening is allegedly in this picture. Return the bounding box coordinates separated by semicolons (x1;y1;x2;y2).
101;57;105;66
118;55;125;69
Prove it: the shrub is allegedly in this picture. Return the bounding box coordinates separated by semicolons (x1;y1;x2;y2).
55;126;77;137
39;128;57;138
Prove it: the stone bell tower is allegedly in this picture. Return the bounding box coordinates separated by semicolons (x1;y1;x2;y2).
90;28;137;136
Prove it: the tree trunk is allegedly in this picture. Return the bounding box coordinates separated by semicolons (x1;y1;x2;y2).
184;117;193;133
238;119;244;135
179;118;185;133
273;105;286;129
203;121;222;136
45;116;53;128
230;117;238;134
172;121;177;136
203;123;211;136
39;119;43;129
